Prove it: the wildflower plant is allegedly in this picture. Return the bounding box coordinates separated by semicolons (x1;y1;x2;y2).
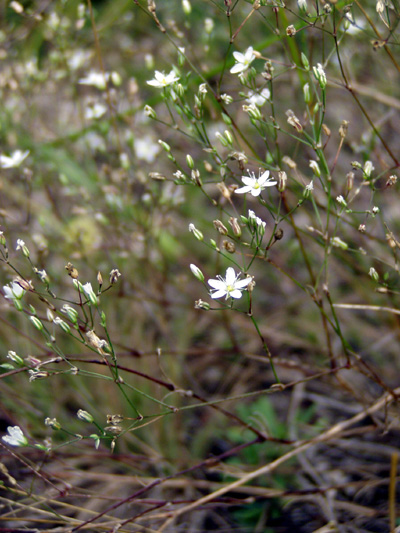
1;0;400;531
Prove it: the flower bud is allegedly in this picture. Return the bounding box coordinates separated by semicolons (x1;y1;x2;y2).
301;52;309;71
77;409;94;423
144;105;157;119
190;264;204;282
30;316;44;331
369;267;379;281
303;82;311;104
186;154;194;169
309;160;320;177
188;223;203;241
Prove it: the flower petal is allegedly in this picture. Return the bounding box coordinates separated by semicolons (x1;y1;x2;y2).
230;289;244;299
208;279;225;289
210;289;227;299
235;185;251;194
225;267;236;285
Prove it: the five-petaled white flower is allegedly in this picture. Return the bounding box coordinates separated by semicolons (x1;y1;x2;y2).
0;150;30;169
235;169;277;197
3;281;25;300
147;70;179;88
208;267;252;300
2;426;28;447
230;47;256;74
246;88;270;107
78;71;109;90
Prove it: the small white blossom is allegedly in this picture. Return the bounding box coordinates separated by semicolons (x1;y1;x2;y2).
3;281;25;300
230;47;256;74
134;136;160;162
208;267;252;300
82;282;98;305
336;195;347;206
364;160;374;178
220;93;233;104
2;426;28;447
309;160;320;177
84;102;107;120
0;150;29;169
235;169;277;197
188;223;204;241
313;63;327;89
246;88;270;107
16;239;25;250
298;0;307;9
147;70;179;88
248;210;266;228
78;71;109;90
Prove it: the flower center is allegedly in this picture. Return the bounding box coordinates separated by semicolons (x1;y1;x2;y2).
254;182;260;189
226;284;234;293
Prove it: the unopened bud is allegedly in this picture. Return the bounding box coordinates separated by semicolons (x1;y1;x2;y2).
144;105;157;119
331;236;348;250
309;160;320;177
188;223;203;241
369;267;379;281
186;154;194;169
97;271;103;287
30;316;44;331
158;140;171;152
77;409;94;423
190;264;204;282
301;52;309;71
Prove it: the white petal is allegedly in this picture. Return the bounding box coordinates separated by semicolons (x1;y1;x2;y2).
230;64;246;74
235;277;252;289
244;47;254;61
233;51;245;62
235;185;251;194
251;188;262;196
230;289;243;299
258;171;270;184
208;279;225;290
211;289;227;299
225;267;236;284
241;176;255;186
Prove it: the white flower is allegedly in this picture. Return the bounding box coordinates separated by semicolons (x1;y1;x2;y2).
0;150;29;169
298;0;307;9
16;239;25;250
313;63;327;89
230;47;256;74
246;88;270;107
84;102;107;120
2;426;28;447
147;70;179;88
3;281;25;300
208;267;252;300
82;282;98;305
248;210;266;228
235;169;277;197
364;160;374;177
78;71;109;90
336;195;347;206
134;136;160;162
